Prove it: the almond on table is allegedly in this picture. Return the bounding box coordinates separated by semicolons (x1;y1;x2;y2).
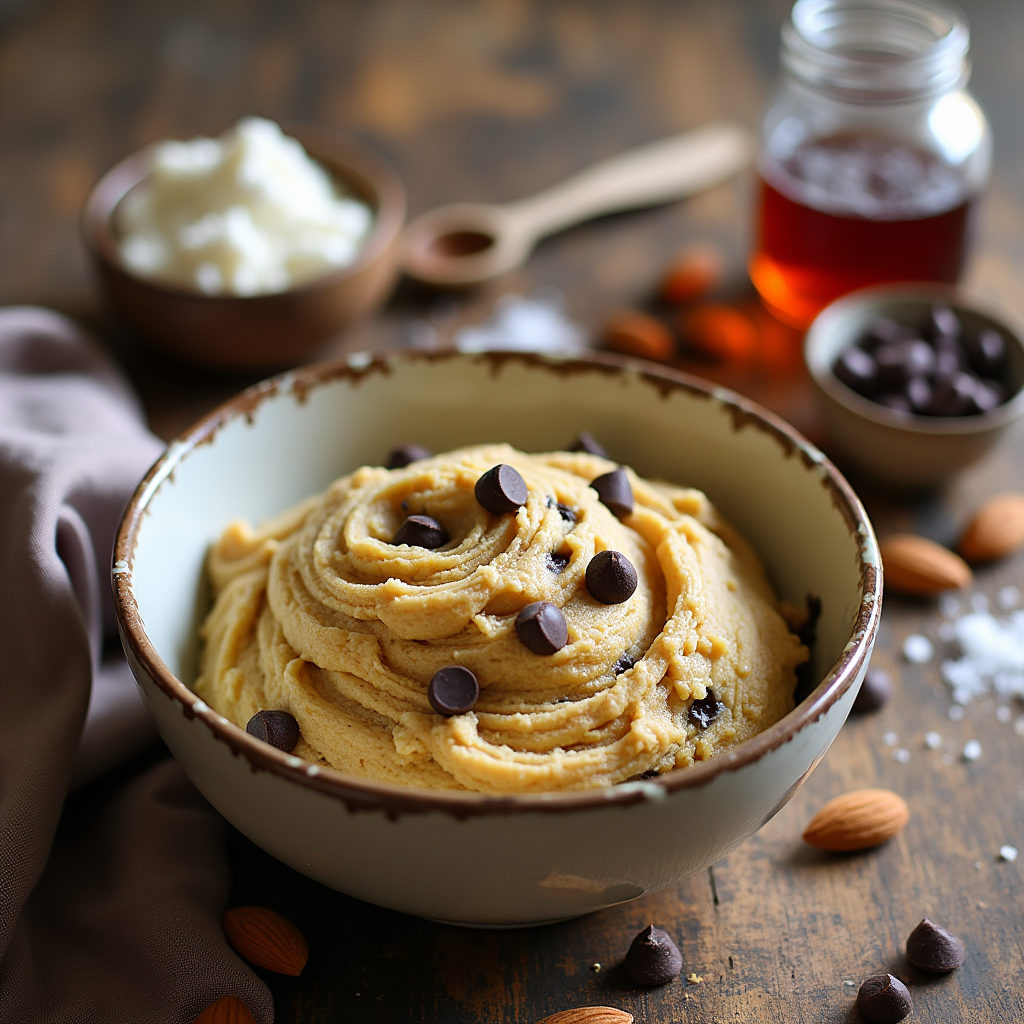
603;308;675;362
536;1009;634;1024
660;243;724;305
879;534;972;595
191;995;258;1024
959;493;1024;562
802;788;909;851
223;906;308;976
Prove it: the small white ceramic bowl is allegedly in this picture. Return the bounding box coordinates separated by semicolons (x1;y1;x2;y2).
805;283;1024;489
113;351;880;926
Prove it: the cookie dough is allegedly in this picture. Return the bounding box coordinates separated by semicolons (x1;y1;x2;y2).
194;444;806;793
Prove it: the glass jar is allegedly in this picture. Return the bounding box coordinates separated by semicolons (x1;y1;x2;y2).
750;0;991;327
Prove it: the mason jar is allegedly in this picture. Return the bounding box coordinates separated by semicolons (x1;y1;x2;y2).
750;0;991;327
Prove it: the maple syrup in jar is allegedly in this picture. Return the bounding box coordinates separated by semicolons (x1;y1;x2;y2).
752;0;990;327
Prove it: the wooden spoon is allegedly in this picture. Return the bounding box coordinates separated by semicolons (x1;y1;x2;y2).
401;121;753;287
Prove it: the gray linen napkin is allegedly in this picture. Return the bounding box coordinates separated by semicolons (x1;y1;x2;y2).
0;308;273;1023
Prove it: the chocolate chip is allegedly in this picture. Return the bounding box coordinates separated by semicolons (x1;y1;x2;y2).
624;925;683;986
515;601;569;655
852;667;892;713
906;918;966;972
856;974;913;1023
546;551;570;573
475;464;528;514
688;689;724;729
834;347;878;396
927;371;976;416
556;503;577;523
877;392;912;415
929;305;961;342
905;376;932;414
970;378;1005;413
427;666;479;716
570;431;607;457
387;444;431;469
246;710;300;753
865;317;912;349
966;328;1007;376
585;550;638;604
591;468;634;519
393;515;448;549
613;652;637;675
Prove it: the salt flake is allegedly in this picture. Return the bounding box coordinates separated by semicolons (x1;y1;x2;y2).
924;731;942;749
962;739;982;761
904;634;933;664
999;845;1019;862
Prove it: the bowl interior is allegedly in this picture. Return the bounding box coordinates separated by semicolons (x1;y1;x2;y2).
125;353;875;752
805;283;1024;434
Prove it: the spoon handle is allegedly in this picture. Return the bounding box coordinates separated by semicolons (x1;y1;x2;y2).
507;122;753;241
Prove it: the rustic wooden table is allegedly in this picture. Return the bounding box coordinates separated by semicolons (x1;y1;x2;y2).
3;0;1022;1020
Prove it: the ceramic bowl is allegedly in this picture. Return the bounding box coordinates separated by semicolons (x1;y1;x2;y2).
112;351;880;926
805;283;1024;489
82;125;406;372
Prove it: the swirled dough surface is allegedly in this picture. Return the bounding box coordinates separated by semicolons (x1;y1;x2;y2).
194;444;806;793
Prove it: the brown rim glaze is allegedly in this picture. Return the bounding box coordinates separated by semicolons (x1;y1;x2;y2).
112;350;882;818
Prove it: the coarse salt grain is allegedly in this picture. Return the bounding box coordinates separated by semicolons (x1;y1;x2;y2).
883;731;899;747
454;291;587;355
999;845;1019;862
997;586;1021;610
893;748;911;764
971;593;990;612
940;609;1024;705
940;594;961;618
904;634;933;664
924;731;942;749
963;739;982;761
996;705;1013;724
948;704;965;721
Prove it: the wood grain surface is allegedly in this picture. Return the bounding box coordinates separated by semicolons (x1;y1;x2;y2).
3;0;1022;1021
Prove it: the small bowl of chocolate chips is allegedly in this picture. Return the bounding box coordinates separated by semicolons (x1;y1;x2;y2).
805;284;1024;489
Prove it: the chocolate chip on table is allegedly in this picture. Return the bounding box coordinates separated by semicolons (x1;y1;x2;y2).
624;925;683;986
906;918;966;972
591;467;634;519
856;974;913;1023
428;666;479;716
852;667;893;713
392;515;448;549
387;444;431;469
546;551;570;573
515;601;569;655
585;550;638;604
569;431;607;457
475;464;528;514
688;689;724;729
246;710;300;753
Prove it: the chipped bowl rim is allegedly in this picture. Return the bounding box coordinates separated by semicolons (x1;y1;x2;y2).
112;349;881;817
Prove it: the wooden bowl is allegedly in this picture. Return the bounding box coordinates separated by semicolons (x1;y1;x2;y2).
82;125;406;372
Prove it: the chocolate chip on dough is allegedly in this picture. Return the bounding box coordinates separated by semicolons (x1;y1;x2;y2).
591;467;634;519
586;550;638;604
392;515;448;549
475;464;528;514
515;601;569;655
387;444;431;469
688;689;724;729
569;431;607;457
856;974;913;1023
546;551;570;573
427;667;479;716
556;503;577;523
246;710;300;753
906;918;966;972
624;925;683;986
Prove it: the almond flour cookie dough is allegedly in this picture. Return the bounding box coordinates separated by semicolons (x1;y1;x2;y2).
194;443;806;794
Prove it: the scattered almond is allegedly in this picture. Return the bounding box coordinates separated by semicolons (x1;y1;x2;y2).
223;906;308;976
803;788;909;852
660;244;724;305
604;309;675;363
191;995;257;1024
879;534;971;595
536;1009;633;1024
678;303;757;362
959;493;1024;562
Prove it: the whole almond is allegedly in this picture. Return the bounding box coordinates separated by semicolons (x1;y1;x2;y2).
223;906;308;976
803;788;909;851
678;303;757;363
537;1009;634;1024
660;244;724;305
192;995;257;1024
959;493;1024;562
879;534;971;594
604;309;675;363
